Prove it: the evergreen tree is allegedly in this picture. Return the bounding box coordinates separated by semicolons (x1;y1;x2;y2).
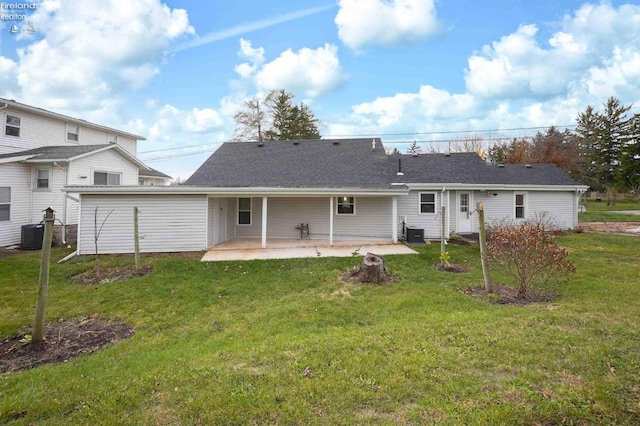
233;89;321;141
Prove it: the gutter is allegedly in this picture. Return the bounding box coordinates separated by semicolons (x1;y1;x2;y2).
53;161;68;245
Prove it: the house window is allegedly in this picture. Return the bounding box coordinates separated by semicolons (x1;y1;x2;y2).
419;192;436;214
238;197;251;225
5;115;20;137
108;133;118;144
36;169;50;189
0;187;10;221
66;123;79;142
94;171;121;185
336;196;355;215
515;193;526;219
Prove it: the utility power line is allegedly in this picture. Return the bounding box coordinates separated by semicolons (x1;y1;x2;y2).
139;124;576;156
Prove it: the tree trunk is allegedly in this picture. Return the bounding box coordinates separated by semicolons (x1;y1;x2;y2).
351;253;388;284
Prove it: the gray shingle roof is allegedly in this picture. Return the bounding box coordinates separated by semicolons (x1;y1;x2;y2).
184;139;584;188
139;167;172;179
185;138;394;188
390;153;582;186
0;145;109;161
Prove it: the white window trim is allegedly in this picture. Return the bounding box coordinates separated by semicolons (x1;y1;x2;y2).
5;114;20;137
515;192;527;220
66;123;80;142
0;187;10;222
237;197;252;226
93;170;122;186
33;167;51;191
336;196;356;215
418;192;437;215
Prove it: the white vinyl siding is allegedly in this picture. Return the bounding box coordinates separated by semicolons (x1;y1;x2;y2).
0;108;141;156
527;192;575;229
398;190;445;239
0;163;31;246
207;197;215;248
232;197;392;240
77;194;208;254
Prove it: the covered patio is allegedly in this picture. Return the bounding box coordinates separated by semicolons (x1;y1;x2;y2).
201;238;418;261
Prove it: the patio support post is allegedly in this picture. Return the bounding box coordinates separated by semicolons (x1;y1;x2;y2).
392;196;398;243
261;196;268;248
329;196;334;246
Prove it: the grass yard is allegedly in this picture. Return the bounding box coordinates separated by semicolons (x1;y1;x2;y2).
580;199;640;222
1;233;640;425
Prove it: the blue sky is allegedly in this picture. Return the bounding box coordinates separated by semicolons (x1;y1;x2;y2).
1;0;639;180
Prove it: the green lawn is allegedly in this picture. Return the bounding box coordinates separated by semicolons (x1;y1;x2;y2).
1;235;640;425
580;199;640;222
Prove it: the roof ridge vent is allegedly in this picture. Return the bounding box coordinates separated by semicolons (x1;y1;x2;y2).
333;141;340;145
257;142;264;147
525;164;532;168
444;153;451;157
498;164;505;168
293;141;300;145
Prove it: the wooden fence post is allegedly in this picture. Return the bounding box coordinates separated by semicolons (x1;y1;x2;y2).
33;207;55;344
477;202;492;292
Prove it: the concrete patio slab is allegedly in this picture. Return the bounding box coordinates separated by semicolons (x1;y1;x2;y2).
201;239;418;261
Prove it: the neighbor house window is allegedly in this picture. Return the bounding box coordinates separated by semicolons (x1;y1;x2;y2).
94;171;121;185
515;193;526;219
35;169;50;189
419;192;436;214
66;123;79;141
0;187;10;221
337;196;355;215
108;133;118;144
238;197;251;225
5;115;20;137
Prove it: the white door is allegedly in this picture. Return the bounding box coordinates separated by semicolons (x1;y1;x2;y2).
458;192;472;233
213;198;227;245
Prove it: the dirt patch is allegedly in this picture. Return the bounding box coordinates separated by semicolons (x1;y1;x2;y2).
435;263;470;273
339;267;400;284
578;222;640;235
0;316;134;373
0;248;25;259
464;284;558;305
69;264;153;285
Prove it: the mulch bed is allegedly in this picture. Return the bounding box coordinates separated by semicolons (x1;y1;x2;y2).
69;264;153;285
464;283;557;305
0;316;134;373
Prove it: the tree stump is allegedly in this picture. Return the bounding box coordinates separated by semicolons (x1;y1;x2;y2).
350;253;388;284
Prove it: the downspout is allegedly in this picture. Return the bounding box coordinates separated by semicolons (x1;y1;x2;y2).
53;162;68;244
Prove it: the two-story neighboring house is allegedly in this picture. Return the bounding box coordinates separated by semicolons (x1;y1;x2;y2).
0;98;170;247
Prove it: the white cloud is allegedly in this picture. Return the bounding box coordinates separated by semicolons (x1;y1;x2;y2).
335;0;442;51
465;2;640;100
234;38;265;79
255;44;345;97
0;56;19;97
149;104;224;142
11;0;193;115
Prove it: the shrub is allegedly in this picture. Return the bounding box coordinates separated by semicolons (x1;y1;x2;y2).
487;222;576;299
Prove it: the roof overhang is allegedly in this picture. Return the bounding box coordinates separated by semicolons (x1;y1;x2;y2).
404;183;589;192
63;185;409;197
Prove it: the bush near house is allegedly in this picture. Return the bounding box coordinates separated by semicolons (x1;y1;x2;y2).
487;222;576;299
